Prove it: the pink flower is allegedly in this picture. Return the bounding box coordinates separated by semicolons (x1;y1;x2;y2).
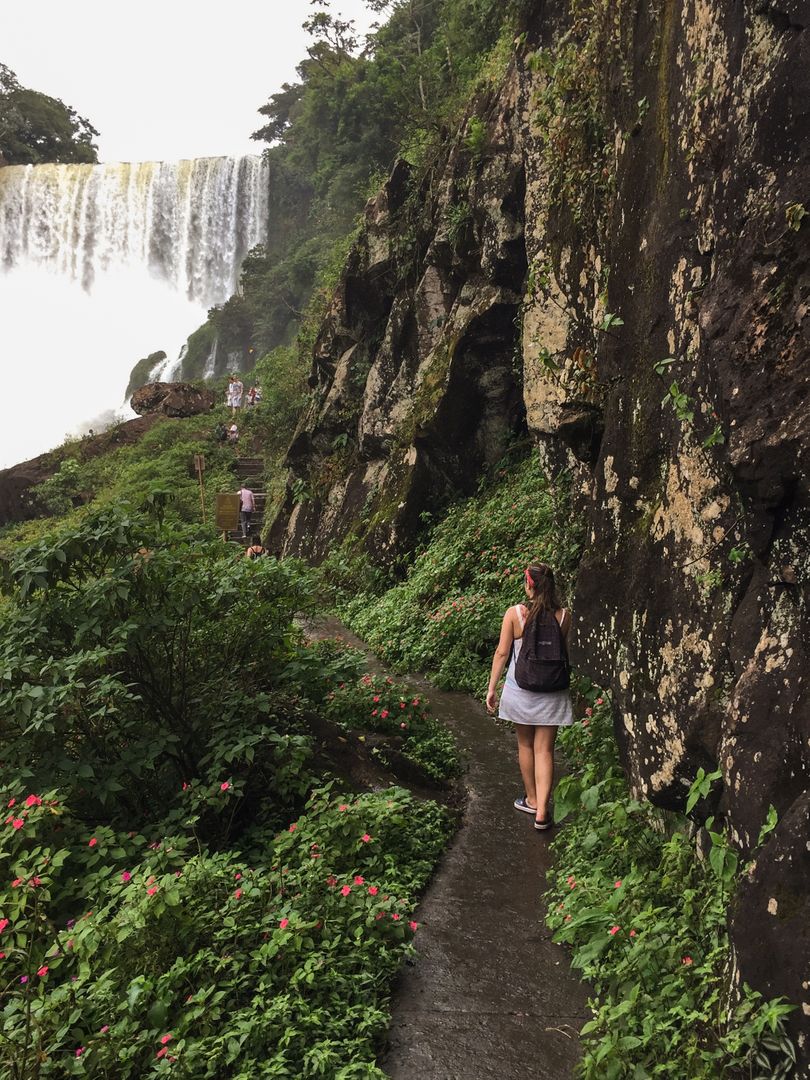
0;919;9;933
596;697;604;705
120;871;131;883
12;819;24;830
400;722;407;729
37;966;48;977
354;875;365;885
160;1034;172;1045
368;886;379;896
629;930;637;938
20;975;28;984
361;834;372;843
392;913;401;921
182;782;188;790
380;710;389;719
326;875;337;887
235;872;242;880
279;918;289;929
409;921;418;931
75;1047;84;1058
100;1025;109;1034
582;719;590;727
220;781;230;791
608;925;620;936
614;880;622;888
88;837;97;847
375;912;384;920
682;956;693;966
412;698;420;706
341;885;352;896
234;889;242;899
565;914;572;922
585;707;593;717
30;876;41;888
156;1048;167;1059
6;798;15;808
373;696;380;703
11;878;22;888
371;709;378;717
288;823;296;833
25;794;42;808
400;702;406;709
147;886;158;896
338;804;348;812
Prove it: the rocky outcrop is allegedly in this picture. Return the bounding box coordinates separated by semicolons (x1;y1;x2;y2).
267;0;809;1057
130;382;216;418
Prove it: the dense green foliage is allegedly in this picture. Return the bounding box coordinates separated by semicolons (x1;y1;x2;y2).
0;64;98;165
0;511;453;1077
546;697;795;1078
188;0;533;380
326;451;583;698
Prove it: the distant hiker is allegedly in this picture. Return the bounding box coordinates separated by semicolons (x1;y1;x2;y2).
244;534;266;559
253;384;262;404
227;423;239;445
225;375;236;409
247;385;258;407
231;376;244;415
238;485;255;537
486;562;572;832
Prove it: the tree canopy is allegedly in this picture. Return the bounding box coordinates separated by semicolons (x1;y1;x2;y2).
0;63;99;165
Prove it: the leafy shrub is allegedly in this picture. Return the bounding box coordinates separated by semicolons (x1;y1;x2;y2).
334;453;583;697
324;673;459;783
546;694;796;1078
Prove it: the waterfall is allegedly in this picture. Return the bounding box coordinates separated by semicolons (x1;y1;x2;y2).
0;155;269;306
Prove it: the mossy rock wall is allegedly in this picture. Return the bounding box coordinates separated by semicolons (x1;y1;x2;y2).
267;1;809;1054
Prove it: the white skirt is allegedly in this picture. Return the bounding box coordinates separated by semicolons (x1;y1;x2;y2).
498;638;573;727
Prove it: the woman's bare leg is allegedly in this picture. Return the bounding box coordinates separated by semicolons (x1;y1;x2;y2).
533;726;558;821
515;725;537;808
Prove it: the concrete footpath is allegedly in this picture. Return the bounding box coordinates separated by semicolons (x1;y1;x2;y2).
382;670;589;1079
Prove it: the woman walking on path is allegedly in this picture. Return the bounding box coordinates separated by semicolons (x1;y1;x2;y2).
485;562;573;831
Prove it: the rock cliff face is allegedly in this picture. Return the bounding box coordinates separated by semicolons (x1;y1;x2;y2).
268;0;809;1055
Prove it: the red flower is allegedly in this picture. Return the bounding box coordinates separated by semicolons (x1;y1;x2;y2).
88;837;97;847
371;709;378;717
234;889;242;899
120;871;131;883
220;781;230;791
75;1047;84;1058
596;697;604;705
373;696;380;703
354;875;365;885
289;823;297;832
380;710;389;719
11;878;22;888
400;702;406;709
361;834;372;843
147;886;158;896
338;804;348;812
30;876;41;888
368;886;378;896
629;930;637;938
279;918;289;929
160;1034;172;1045
585;707;593;717
682;956;693;966
614;880;622;888
25;795;42;808
6;799;15;808
409;921;418;931
341;885;352;896
156;1048;167;1059
608;925;620;936
392;913;401;921
12;819;24;830
37;965;48;977
182;782;189;791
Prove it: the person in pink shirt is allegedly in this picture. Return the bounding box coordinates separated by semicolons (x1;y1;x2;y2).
238;485;255;538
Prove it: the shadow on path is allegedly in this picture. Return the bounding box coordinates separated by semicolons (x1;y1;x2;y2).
311;618;589;1079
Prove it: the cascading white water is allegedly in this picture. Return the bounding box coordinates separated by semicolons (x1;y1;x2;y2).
0;155;269;469
0;156;269;305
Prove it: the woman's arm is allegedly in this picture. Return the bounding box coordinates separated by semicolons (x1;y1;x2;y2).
486;609;515;714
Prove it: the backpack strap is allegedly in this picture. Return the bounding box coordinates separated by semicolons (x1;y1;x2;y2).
514;604;527;629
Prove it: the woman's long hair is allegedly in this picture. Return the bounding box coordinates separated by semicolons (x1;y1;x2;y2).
524;562;562;626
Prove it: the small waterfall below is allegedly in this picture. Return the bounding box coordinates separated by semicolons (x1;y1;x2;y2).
0;155;269;305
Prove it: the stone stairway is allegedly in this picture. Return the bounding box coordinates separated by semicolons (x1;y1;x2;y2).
227;457;267;544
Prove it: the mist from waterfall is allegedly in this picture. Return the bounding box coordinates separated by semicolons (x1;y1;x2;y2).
0;155;268;469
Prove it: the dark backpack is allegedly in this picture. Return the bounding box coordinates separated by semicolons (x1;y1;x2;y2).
514;609;570;693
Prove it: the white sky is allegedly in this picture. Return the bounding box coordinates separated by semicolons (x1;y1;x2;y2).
4;0;377;162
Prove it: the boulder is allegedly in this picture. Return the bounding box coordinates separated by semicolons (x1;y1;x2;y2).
130;382;216;418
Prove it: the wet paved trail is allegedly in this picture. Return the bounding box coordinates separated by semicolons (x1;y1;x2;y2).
315;620;589;1079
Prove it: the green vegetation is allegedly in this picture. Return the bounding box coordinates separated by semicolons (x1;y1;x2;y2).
546;696;796;1078
190;0;533;372
0;509;453;1078
0;64;98;165
324;451;584;698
